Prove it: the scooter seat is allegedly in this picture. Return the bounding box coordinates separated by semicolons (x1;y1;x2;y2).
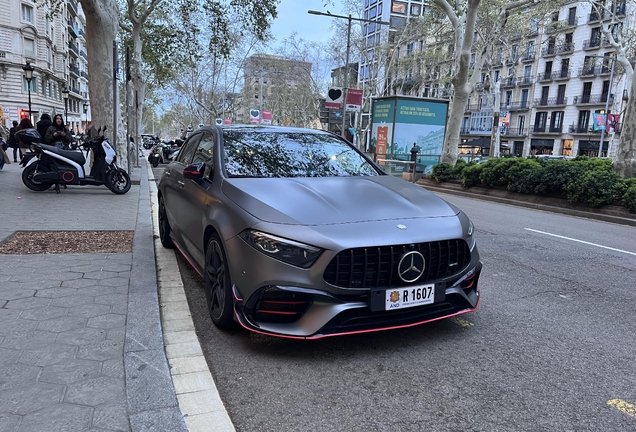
40;144;86;166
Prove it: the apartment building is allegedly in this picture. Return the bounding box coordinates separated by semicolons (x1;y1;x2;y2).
0;0;90;132
365;1;631;158
239;54;314;126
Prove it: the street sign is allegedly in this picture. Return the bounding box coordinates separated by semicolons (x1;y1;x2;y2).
325;87;344;109
345;88;363;112
215;119;223;125
223;118;232;125
249;109;260;124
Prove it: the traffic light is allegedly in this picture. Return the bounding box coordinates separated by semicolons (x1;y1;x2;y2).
19;109;28;119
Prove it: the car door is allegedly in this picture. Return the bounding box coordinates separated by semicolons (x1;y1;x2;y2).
179;131;217;268
163;133;201;248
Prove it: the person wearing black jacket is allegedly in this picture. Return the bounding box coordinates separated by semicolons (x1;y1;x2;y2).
36;113;52;140
7;120;20;162
45;114;72;149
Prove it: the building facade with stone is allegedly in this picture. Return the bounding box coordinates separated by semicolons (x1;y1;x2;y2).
0;0;90;134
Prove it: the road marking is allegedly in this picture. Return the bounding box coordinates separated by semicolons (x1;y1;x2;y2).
450;317;474;327
524;229;636;257
607;399;636;418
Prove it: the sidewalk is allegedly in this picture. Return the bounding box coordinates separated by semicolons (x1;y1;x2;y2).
0;160;187;431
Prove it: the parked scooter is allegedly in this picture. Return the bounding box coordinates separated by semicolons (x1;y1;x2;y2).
148;140;181;167
17;127;131;195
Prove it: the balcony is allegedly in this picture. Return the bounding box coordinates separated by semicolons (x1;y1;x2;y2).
541;46;557;57
501;77;516;88
81;71;88;79
573;93;611;105
80;50;87;60
501;101;530;111
70;86;81;96
553;69;570;80
69;64;80;77
516;76;533;86
588;10;605;22
537;71;553;82
568;126;600;134
583;38;601;50
67;20;78;38
68;41;79;57
501;128;528;137
530;126;563;134
578;65;611;77
78;28;85;39
556;43;574;54
546;18;578;34
67;0;78;15
521;52;535;62
533;96;568;107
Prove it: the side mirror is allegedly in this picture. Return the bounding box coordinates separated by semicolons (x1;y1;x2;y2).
183;162;205;180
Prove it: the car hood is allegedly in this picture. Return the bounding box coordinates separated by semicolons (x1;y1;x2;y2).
222;176;458;225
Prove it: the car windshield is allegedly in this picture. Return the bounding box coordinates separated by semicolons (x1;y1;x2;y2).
222;131;380;178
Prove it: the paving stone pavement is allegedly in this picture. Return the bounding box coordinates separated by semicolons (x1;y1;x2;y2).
0;160;187;432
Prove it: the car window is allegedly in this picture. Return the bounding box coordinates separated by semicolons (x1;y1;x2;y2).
176;133;202;165
192;132;215;179
222;131;380;178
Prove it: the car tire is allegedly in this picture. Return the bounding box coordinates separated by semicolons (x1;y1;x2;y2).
158;196;174;248
204;234;235;329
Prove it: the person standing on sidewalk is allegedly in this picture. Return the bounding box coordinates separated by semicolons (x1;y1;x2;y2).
45;114;72;149
7;120;20;162
36;113;52;140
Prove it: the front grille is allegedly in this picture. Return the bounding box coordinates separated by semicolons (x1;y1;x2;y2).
323;240;471;289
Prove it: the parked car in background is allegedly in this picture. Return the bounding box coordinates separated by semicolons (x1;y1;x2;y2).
157;125;482;339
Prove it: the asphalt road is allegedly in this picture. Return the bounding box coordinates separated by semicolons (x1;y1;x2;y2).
153;165;636;431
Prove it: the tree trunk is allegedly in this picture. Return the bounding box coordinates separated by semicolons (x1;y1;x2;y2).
80;0;128;169
131;24;145;166
613;74;636;178
491;80;502;158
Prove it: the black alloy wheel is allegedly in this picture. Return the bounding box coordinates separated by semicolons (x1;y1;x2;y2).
21;163;53;191
204;235;235;329
105;169;131;194
158;196;174;248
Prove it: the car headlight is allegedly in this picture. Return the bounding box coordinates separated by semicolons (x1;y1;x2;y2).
239;230;323;268
467;220;476;250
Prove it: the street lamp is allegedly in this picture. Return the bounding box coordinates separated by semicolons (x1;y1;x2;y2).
83;102;88;132
22;61;34;122
62;88;69;126
308;10;390;139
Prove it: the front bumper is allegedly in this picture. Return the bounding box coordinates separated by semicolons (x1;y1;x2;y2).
233;263;482;339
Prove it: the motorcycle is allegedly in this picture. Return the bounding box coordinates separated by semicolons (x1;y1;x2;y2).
17;127;131;195
148;141;181;167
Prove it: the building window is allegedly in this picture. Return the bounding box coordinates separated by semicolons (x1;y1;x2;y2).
23;37;35;57
23;77;37;92
411;4;422;15
21;3;33;23
391;2;407;14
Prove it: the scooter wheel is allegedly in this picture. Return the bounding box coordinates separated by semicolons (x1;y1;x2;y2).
151;158;159;168
106;169;131;195
22;163;54;192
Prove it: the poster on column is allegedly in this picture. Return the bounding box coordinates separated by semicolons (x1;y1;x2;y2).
370;99;395;158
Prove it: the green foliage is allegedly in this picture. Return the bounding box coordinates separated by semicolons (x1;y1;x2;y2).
431;162;455;182
452;158;471;177
564;170;624;207
461;164;484;188
570;155;613;172
623;185;636;213
478;158;541;190
510;160;584;195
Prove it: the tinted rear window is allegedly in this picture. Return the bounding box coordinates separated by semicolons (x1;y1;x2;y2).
222;131;380;178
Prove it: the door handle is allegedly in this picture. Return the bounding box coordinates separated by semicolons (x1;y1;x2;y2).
177;180;185;186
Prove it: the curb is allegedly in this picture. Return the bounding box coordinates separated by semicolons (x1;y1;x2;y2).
146;163;236;432
418;181;636;228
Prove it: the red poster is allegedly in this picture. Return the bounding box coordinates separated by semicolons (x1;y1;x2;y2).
376;126;388;155
261;110;273;125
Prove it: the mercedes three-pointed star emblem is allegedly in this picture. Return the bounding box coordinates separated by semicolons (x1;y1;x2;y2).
397;251;426;283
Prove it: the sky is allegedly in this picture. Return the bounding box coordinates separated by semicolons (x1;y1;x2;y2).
268;0;347;45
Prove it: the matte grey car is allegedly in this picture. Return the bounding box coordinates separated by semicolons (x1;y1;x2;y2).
157;125;482;339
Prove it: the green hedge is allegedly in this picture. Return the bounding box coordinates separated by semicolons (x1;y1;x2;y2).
457;156;635;212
